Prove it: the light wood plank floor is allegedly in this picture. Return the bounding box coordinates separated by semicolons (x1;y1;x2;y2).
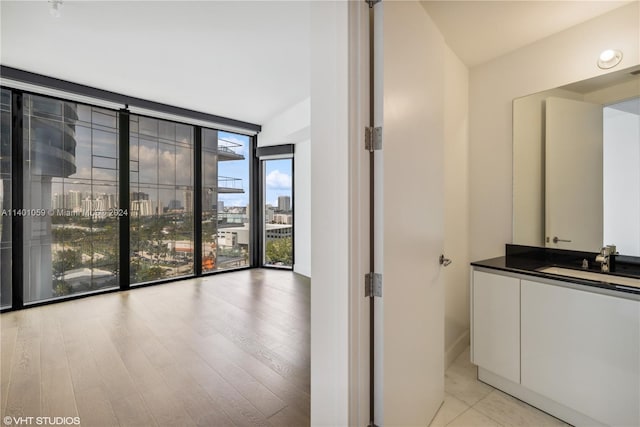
1;269;310;427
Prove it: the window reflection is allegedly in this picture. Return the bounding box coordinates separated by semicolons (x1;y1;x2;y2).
8;93;254;303
1;89;12;308
23;95;119;303
130;115;194;284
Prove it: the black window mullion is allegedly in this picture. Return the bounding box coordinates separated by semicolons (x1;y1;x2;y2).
119;108;130;290
250;136;260;267
194;127;202;276
11;91;24;310
291;157;295;269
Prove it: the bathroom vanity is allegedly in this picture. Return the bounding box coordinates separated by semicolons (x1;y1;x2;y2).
471;245;640;427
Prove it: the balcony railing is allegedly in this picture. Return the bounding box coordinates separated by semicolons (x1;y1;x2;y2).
218;137;245;160
218;176;244;193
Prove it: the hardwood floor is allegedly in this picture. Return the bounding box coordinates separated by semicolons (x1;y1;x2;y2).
0;269;310;427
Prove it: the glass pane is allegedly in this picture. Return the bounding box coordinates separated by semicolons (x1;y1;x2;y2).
1;89;12;308
263;158;293;268
158;120;176;142
138;138;158;184
176;124;193;145
201;129;218;273
23;96;119;304
130;115;194;285
215;131;250;271
176;146;193;186
158;143;176;185
139;116;158;137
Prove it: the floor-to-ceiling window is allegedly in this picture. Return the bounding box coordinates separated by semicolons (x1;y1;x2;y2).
1;70;261;311
0;89;12;309
129;115;195;285
262;158;293;268
23;94;120;303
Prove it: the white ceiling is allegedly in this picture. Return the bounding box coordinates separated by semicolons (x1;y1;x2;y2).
421;0;633;67
2;1;634;126
0;1;310;126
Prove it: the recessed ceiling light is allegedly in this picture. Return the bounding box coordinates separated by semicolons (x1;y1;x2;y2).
597;49;623;69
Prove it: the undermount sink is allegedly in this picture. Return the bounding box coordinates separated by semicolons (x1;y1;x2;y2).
538;266;640;289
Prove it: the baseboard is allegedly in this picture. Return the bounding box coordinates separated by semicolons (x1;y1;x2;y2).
445;329;469;369
478;368;606;427
293;267;311;279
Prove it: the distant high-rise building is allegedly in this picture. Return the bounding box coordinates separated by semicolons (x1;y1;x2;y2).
131;199;153;217
68;190;83;210
218;200;225;212
278;196;291;212
52;193;65;210
203;190;214;212
168;199;183;210
265;205;275;223
105;193;116;210
80;194;115;219
81;197;94;218
183;190;192;212
131;191;149;201
273;214;292;225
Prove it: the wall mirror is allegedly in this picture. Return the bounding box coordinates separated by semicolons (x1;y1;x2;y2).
513;65;640;256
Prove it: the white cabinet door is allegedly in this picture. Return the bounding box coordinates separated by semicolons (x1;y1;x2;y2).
472;270;520;384
521;280;640;427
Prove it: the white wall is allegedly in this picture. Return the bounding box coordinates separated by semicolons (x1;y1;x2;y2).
469;2;640;261
294;139;311;277
603;107;640;255
258;98;310;147
443;45;470;367
258;100;312;277
310;1;350;425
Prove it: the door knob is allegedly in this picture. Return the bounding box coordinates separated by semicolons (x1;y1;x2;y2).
439;254;452;267
552;236;572;244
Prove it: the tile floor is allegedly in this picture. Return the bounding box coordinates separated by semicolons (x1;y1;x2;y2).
432;347;570;427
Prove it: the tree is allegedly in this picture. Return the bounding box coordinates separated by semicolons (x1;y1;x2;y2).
52;249;82;279
265;237;292;266
130;259;167;282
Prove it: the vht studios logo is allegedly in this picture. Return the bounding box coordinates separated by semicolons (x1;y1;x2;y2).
3;416;80;426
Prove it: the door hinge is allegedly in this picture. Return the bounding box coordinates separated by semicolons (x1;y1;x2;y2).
365;272;382;298
365;0;381;8
365;126;382;152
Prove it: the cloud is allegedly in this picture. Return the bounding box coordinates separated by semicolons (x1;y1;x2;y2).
266;170;291;190
131;142;193;185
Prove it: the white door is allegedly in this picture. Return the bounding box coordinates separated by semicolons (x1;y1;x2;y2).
545;97;603;250
373;2;445;425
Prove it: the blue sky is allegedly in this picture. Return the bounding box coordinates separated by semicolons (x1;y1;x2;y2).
264;158;292;207
216;132;292;208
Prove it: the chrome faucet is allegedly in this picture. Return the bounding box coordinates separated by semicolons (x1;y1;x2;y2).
595;245;617;273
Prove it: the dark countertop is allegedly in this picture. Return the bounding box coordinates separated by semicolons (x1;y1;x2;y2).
472;245;640;296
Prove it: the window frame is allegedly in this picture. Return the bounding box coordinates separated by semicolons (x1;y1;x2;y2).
0;70;262;312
